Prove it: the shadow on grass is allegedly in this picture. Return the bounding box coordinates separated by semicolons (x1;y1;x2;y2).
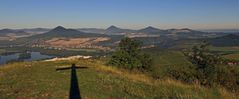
56;64;88;99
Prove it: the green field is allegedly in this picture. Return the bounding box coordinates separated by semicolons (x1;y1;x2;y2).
67;48;99;52
209;46;239;60
0;49;6;54
223;53;239;60
210;47;239;54
150;50;193;67
210;46;239;52
0;58;238;99
168;44;239;61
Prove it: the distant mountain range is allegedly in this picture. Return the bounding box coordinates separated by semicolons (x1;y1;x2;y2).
0;26;239;49
28;26;107;40
0;28;51;37
138;26;162;33
77;28;105;33
105;25;132;33
210;34;239;47
0;29;29;36
200;29;239;33
77;26;208;34
1;26;238;43
30;26;215;39
17;28;51;33
167;28;199;33
1;26;238;35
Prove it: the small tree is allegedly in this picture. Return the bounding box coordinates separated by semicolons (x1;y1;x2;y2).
108;37;152;71
184;41;222;85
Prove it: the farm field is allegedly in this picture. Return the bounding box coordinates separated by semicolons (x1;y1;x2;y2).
0;49;6;54
223;53;239;60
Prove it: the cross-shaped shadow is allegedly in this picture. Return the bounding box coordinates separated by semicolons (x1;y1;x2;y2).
56;64;88;99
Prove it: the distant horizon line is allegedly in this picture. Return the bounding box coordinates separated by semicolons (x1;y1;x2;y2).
0;25;239;31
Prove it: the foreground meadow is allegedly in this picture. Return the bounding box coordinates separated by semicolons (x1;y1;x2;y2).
0;58;238;99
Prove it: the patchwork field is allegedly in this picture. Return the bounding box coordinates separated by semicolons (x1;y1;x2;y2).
223;53;239;60
43;37;111;50
210;46;239;52
0;34;34;41
209;46;239;60
0;49;6;54
0;36;15;41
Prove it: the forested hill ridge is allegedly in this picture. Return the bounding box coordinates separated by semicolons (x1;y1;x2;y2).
1;25;236;36
210;34;239;47
27;26;107;39
0;26;239;53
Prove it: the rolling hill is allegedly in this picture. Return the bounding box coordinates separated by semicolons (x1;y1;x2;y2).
18;28;50;33
8;26;114;47
0;29;29;36
77;28;105;33
27;26;107;40
138;26;162;33
0;26;236;50
210;34;239;47
105;25;135;34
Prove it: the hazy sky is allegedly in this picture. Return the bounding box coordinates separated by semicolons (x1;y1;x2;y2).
0;0;239;29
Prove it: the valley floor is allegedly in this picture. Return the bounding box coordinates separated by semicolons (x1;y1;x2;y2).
0;59;238;99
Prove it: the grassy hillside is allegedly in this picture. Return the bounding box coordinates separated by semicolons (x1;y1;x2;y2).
0;59;238;99
223;53;239;61
0;49;6;54
146;50;196;80
209;46;239;60
210;34;239;47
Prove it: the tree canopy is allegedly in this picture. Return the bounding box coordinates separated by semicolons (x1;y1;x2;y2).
108;37;152;71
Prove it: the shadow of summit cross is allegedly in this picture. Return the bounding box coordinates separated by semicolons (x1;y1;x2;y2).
56;64;88;99
70;64;81;99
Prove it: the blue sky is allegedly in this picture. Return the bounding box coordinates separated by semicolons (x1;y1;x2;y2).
0;0;239;29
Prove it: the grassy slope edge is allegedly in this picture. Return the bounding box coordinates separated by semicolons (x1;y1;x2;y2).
0;59;238;99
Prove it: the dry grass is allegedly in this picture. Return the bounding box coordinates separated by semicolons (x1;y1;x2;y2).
45;37;110;48
46;37;110;49
0;59;238;98
224;53;239;60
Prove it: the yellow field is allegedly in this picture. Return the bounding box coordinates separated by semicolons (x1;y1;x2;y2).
44;37;110;50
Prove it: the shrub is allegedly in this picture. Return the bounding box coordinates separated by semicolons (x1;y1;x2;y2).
185;41;239;92
213;65;239;92
108;37;152;71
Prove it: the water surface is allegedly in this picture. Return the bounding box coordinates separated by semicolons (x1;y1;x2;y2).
0;52;55;65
